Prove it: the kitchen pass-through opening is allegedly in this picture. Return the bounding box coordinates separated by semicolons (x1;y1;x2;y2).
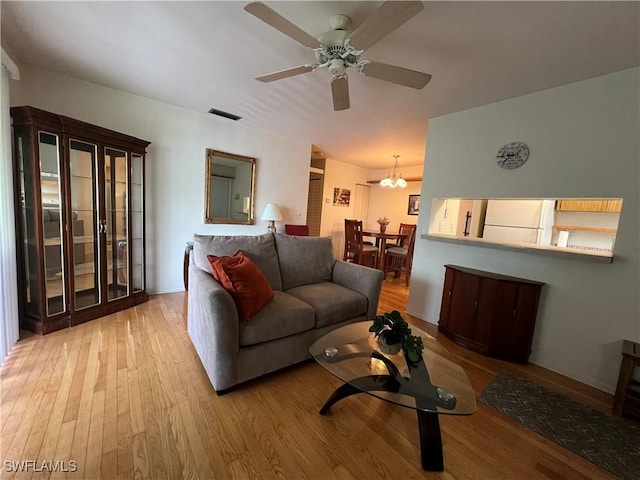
428;197;623;256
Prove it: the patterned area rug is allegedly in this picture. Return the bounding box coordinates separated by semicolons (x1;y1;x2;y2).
480;370;640;480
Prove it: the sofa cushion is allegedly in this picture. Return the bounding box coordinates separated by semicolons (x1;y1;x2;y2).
206;251;274;325
274;233;335;290
193;233;282;290
286;282;368;328
239;291;315;347
46;209;60;222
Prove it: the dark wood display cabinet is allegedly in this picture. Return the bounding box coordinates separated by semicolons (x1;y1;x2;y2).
11;106;150;334
438;265;544;364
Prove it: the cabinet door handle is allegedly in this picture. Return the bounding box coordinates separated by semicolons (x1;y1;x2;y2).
513;308;517;317
474;300;478;309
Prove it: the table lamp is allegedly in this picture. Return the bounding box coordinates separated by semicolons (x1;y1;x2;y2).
261;203;283;232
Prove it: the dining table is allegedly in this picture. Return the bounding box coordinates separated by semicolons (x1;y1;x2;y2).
362;229;408;270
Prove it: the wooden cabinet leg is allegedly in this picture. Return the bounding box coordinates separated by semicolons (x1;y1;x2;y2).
613;356;635;416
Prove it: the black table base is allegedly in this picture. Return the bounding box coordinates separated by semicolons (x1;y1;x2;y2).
318;362;444;472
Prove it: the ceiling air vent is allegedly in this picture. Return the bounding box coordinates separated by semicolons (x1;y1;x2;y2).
208;108;242;121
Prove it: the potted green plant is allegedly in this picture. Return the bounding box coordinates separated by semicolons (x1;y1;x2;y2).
369;310;424;362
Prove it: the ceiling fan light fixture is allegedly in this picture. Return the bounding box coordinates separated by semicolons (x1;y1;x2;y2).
379;176;393;188
328;59;346;77
380;155;407;188
245;1;431;112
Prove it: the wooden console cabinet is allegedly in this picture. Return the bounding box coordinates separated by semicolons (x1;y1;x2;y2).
438;265;544;364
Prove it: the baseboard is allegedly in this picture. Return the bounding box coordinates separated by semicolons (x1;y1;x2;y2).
404;308;437;326
528;358;615;395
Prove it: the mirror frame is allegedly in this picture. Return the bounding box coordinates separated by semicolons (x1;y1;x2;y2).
204;149;256;225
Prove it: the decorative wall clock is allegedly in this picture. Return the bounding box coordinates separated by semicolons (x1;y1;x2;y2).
496;142;529;169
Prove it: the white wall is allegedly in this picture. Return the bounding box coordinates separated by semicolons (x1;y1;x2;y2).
10;66;311;294
366;164;423;232
320;158;371;258
408;68;640;393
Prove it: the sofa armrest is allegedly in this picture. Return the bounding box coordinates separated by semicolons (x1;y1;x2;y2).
187;265;240;391
332;260;383;319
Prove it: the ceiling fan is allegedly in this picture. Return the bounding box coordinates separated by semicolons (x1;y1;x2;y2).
244;1;431;111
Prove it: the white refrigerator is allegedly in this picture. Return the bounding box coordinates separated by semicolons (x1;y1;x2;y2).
482;199;555;245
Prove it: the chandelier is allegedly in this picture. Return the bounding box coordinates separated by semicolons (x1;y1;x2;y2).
379;155;407;188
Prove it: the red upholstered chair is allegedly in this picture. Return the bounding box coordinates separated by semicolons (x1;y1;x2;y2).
284;224;310;236
343;219;378;268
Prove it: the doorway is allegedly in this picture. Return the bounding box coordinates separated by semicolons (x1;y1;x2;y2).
307;151;326;236
307;173;324;236
353;184;371;224
210;177;231;218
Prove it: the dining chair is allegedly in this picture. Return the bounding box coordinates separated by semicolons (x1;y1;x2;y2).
386;223;416;249
383;228;417;286
284;224;310;236
343;219;378;268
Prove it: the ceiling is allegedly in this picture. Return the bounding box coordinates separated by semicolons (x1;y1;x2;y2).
2;1;638;169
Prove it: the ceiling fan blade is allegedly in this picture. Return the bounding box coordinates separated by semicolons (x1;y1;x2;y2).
331;76;350;111
361;61;431;89
256;65;315;82
244;2;320;49
347;1;424;51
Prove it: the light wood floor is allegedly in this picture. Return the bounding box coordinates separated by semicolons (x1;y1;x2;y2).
1;277;630;479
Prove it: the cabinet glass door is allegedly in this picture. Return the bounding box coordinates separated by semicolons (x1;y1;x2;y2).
39;132;66;316
16;130;41;318
69;139;101;309
131;153;144;292
105;148;129;301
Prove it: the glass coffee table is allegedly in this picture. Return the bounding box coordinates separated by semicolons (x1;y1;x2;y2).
309;321;476;471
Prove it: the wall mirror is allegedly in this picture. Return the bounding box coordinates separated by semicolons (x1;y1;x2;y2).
205;149;256;224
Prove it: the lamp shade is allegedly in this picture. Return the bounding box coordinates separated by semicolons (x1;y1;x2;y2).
261;203;283;221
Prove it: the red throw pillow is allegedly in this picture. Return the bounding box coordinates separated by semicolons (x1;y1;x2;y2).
206;251;273;325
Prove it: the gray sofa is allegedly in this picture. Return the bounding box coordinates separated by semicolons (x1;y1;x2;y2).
187;232;383;393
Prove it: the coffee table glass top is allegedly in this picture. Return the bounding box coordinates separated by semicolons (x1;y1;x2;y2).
309;321;476;415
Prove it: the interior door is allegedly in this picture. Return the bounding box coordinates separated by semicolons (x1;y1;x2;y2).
353;184;371;223
306;173;324;236
210;177;231;218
